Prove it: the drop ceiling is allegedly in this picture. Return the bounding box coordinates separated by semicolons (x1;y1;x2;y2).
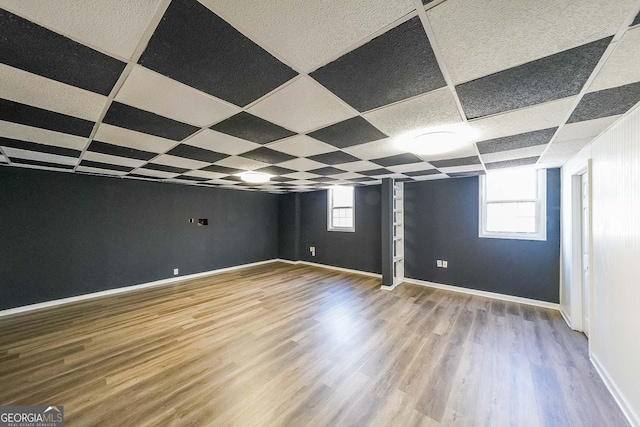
1;0;639;192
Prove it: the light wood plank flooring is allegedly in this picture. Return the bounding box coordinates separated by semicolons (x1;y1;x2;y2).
0;262;629;426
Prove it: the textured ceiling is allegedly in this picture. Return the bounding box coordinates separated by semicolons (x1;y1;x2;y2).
1;0;640;193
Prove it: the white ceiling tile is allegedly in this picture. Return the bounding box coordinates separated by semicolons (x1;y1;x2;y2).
115;66;240;126
282;171;321;180
0;121;87;150
208;178;240;185
0;64;107;121
417;143;479;163
183;170;228;180
336;160;381;172
537;152;576;167
287;180;317;186
2;147;78;166
247;76;357;132
331;172;365;180
412;174;447;181
438;164;485;174
153;154;209;170
183;129;261;155
588;27;640;92
342;138;404;160
133;168;179;179
555;115;621;142
0;154;6;163
94;123;175;153
267;135;337;157
82;151;146;168
215;156;269;171
201;0;415;72
388;162;435;173
277;157;326;171
0;0;163;59
545;138;593;156
467;97;577;142
363;88;462;136
480;145;547;163
428;0;633;84
77;166;129;176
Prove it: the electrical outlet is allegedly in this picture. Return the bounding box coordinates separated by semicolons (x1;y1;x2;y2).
310;246;316;257
436;260;443;267
442;260;448;268
174;268;179;276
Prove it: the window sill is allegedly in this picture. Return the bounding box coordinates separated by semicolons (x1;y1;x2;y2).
479;232;546;241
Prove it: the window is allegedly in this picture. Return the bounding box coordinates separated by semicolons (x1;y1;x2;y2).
328;186;355;232
479;168;546;240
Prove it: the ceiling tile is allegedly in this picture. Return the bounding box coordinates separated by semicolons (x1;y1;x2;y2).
404;168;440;177
152;154;209;170
10;157;74;170
308;117;387;149
253;166;296;176
94;123;175;153
363;88;462;137
427;0;633;84
142;162;189;174
589;28;640;92
277;157;326;172
437;164;485;174
281;171;321;180
267;135;337;157
544;138;593;156
485;157;539;170
138;0;297;106
633;11;640;27
567;81;640;123
0;0;163;59
331;172;366;180
456;37;611;119
334;160;381;172
184;129;261;156
0;64;107;121
467;97;576;142
417;142;479;163
388;162;435;173
0;137;81;158
0;154;6;163
166;144;229;163
210;112;295;144
342;138;404;160
103;101;199;141
306;166;346;176
199;164;244;175
0;120;87;151
116;66;240;127
311;16;446;112
182;170;228;180
4;147;78;166
430;156;481;168
239;147;295;164
0;8;126;95
214;155;269;171
308;151;360;165
82;151;146;168
477;128;556;154
247;76;357;133
481;145;547;163
447;171;485;178
79;159;133;173
0;98;94;137
133;167;180;178
555;115;621;142
87;141;156;161
358;168;394;177
371;153;424;167
200;0;414;72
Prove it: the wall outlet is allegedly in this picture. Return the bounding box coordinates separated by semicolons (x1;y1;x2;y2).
310;246;316;257
442;260;448;268
436;260;443;267
173;268;179;276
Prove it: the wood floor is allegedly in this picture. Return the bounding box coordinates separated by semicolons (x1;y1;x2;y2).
0;262;629;426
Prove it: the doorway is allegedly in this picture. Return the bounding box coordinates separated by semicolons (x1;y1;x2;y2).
581;171;590;337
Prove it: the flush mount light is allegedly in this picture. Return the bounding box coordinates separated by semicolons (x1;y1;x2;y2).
239;172;270;183
396;131;469;155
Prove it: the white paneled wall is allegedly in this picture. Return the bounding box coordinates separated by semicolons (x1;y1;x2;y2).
563;102;640;425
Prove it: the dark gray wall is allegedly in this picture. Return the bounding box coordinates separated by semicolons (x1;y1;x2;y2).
277;192;299;261
278;186;382;274
0;167;279;310
404;169;561;303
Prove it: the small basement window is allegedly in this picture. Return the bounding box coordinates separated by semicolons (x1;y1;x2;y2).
328;186;355;232
479;168;546;241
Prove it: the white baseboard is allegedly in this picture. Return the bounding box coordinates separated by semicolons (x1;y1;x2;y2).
0;259;280;318
591;353;639;427
275;259;381;278
560;306;574;329
403;277;559;310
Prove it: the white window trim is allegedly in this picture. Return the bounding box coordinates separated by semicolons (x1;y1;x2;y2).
479;170;547;241
327;187;355;232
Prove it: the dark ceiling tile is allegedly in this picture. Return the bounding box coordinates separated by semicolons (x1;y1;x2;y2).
103;102;199;141
138;0;297;106
311;17;446;112
358;168;394;176
307;166;346;175
88;141;156;161
254;165;296;176
477;127;557;154
350;177;378;182
79;160;134;172
11;158;74;169
308;177;339;182
448;171;486;178
371;153;424;167
308;151;359;165
199;164;243;175
430;156;481;168
456;37;612;119
167;144;229;163
210;112;295;144
0;98;94;137
632;11;640;27
485;157;539;170
404;169;441;177
395;177;415;182
175;175;209;182
0;9;126;95
239;147;296;164
0;137;81;158
307;116;387;149
143;163;189;174
567;81;640;123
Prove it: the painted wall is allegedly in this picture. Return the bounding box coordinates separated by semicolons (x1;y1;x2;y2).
403;169;561;303
0;167;279;310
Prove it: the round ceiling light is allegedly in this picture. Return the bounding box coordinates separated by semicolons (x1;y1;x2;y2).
396;131;469;155
240;172;270;183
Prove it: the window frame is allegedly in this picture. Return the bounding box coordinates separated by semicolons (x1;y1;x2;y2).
327;186;355;232
479;169;547;241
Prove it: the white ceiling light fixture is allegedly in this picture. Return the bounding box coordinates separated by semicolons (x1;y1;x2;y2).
395;124;477;156
239;172;271;183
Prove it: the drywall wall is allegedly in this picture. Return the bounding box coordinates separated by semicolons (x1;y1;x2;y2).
0;167;279;310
